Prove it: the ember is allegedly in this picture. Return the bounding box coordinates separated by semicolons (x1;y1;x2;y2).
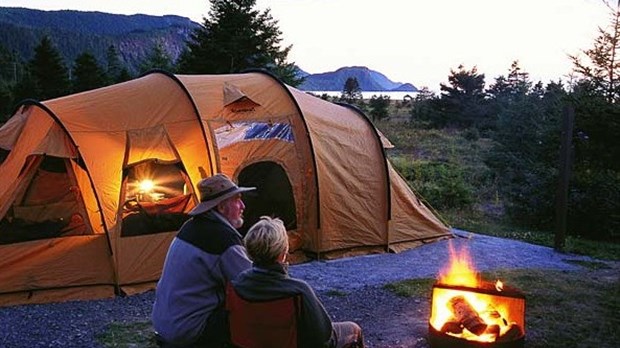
428;243;525;347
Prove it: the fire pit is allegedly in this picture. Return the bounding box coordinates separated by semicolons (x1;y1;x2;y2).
428;244;526;347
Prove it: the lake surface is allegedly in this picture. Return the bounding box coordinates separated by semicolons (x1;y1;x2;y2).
303;90;418;100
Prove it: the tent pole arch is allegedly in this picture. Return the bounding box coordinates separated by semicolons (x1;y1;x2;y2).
15;99;114;255
242;69;322;231
141;69;219;176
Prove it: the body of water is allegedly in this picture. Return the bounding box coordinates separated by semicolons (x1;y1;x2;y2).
304;90;418;100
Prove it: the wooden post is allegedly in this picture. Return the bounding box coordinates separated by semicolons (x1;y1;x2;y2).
555;105;575;251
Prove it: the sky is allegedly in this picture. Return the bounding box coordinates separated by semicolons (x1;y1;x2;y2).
1;0;610;90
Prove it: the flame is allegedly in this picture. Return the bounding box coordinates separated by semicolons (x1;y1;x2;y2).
430;242;517;343
438;243;479;287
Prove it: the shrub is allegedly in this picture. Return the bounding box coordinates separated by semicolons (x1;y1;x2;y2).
392;158;474;210
569;168;620;241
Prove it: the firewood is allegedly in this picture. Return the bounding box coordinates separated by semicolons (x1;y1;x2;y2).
448;296;487;335
484;324;500;337
497;323;524;342
440;320;463;334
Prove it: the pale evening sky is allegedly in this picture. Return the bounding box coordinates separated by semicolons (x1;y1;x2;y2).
1;0;609;90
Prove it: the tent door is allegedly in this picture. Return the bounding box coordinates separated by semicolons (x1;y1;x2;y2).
0;155;93;244
236;161;296;235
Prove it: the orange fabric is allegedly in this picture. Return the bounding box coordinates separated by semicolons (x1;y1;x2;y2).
0;71;450;307
226;283;300;348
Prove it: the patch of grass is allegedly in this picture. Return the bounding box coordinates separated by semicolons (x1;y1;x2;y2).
564;259;612;270
441;209;620;261
386;268;620;348
383;278;435;298
96;321;158;348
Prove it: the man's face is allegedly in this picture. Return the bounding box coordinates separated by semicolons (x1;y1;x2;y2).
217;193;245;229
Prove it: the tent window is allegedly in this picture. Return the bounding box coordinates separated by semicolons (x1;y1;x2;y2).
237;161;296;235
0;156;92;244
121;161;192;237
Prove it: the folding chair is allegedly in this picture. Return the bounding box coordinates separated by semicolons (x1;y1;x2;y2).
226;283;302;348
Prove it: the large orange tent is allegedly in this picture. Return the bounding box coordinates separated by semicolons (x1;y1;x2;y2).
0;70;450;306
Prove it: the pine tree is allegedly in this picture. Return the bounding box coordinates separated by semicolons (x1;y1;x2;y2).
569;0;620;102
178;0;302;86
105;45;128;84
437;65;489;128
30;36;70;100
368;95;390;121
341;77;362;103
139;41;175;74
72;52;106;93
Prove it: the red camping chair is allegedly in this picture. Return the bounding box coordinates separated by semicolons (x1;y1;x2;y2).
226;283;302;348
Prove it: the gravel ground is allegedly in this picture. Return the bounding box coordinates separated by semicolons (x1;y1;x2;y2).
0;230;615;348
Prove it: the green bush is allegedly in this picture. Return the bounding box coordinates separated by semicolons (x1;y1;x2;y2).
392;158;474;210
569;168;620;241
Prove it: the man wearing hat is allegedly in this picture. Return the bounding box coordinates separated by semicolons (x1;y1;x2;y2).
152;174;255;347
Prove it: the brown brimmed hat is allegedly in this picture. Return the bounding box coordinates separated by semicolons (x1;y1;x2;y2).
188;174;255;216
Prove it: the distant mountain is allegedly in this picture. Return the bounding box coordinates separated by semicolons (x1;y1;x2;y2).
0;7;199;74
0;7;417;92
299;66;418;92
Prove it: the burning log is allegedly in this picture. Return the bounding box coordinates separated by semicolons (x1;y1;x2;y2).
497;323;524;342
439;320;463;334
484;324;500;337
447;296;487;335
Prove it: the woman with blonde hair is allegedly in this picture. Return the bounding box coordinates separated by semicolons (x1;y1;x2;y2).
231;216;365;348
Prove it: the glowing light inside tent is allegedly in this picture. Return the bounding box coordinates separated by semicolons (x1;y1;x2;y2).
138;179;155;193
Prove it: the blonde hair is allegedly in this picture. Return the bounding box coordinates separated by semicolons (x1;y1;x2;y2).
244;216;288;265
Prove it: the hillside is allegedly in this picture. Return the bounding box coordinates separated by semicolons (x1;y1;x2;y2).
299;66;418;92
0;7;417;92
0;7;199;74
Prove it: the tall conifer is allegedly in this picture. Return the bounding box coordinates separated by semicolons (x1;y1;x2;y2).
72;52;106;93
30;36;69;100
178;0;302;86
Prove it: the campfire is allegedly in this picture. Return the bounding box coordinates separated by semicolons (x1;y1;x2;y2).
428;244;525;347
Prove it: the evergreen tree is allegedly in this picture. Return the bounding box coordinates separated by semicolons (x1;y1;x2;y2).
72;52;106;93
139;41;175;74
569;0;620;103
488;60;532;102
409;87;441;126
30;36;70;100
368;95;390;121
0;79;12;122
11;68;37;107
487;61;535;124
486;81;565;229
105;45;129;84
566;1;620;240
0;45;16;119
178;0;302;86
436;65;490;129
341;77;362;103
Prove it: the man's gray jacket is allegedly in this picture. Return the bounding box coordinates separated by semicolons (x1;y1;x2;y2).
152;211;251;345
